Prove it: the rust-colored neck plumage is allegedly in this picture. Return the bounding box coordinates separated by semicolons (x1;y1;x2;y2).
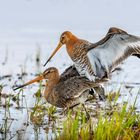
44;71;60;99
65;33;79;58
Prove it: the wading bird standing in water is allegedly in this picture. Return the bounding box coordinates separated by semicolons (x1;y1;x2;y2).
14;66;105;109
44;27;140;83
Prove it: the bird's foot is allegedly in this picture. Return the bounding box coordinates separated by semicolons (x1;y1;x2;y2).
82;104;90;120
60;108;70;115
99;94;106;101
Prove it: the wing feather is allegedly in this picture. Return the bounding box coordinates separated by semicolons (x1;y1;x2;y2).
87;28;140;79
56;76;100;100
60;65;79;81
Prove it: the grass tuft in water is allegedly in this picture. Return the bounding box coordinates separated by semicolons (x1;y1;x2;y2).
56;95;140;140
94;102;140;140
47;106;57;121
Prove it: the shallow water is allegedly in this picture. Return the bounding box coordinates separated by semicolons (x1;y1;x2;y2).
0;40;140;140
0;1;140;139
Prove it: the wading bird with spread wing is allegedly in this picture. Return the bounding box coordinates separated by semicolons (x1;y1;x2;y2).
44;27;140;82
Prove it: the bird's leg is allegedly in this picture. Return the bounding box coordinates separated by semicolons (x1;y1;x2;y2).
60;107;69;115
89;88;96;98
60;103;80;115
93;85;106;101
82;104;90;120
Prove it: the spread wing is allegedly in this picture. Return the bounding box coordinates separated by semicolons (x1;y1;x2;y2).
87;27;140;79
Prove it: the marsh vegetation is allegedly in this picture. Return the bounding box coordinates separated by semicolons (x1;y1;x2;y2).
0;39;140;140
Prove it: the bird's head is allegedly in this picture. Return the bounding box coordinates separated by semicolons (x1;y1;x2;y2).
44;31;76;66
14;67;59;91
59;31;73;44
43;67;59;79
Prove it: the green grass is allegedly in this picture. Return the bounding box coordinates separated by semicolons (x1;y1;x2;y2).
56;95;140;140
30;88;57;125
15;86;140;140
94;103;140;140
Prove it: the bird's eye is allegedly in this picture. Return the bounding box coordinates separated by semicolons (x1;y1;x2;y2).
61;36;65;40
47;71;51;74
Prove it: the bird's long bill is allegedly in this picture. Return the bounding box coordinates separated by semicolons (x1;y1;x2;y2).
44;42;63;66
14;75;44;91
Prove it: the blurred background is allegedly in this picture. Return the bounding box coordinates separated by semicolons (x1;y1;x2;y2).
0;0;139;95
0;0;140;75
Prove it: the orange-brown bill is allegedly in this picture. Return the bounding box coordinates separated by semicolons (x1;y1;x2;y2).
14;75;44;91
44;42;63;66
